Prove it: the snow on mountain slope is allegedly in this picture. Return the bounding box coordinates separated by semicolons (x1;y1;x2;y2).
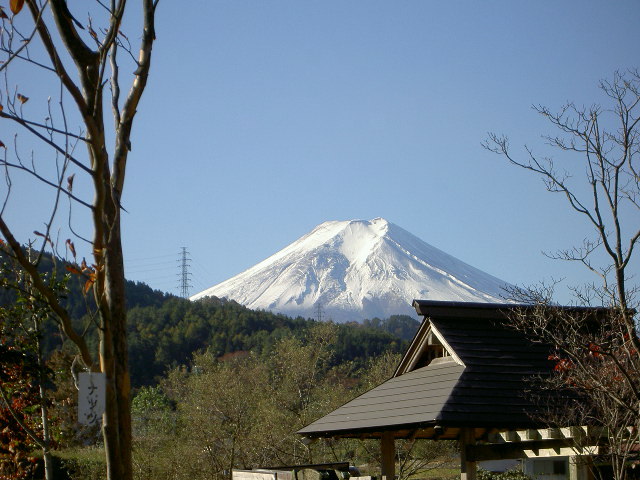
191;218;512;322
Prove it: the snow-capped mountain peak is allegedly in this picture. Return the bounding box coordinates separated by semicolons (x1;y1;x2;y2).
191;218;511;322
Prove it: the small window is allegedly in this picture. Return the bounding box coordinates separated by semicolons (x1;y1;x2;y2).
532;459;566;476
533;460;551;475
553;460;566;475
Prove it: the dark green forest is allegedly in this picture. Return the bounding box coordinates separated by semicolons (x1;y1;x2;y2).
125;294;417;386
0;252;420;387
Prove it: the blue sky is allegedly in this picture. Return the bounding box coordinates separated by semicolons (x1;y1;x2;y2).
4;1;640;305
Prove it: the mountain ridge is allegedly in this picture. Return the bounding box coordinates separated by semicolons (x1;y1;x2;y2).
191;218;512;322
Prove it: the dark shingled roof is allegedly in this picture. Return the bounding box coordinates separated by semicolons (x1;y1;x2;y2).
298;358;464;436
298;301;587;439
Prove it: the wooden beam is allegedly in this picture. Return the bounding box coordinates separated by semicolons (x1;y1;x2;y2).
544;428;562;439
526;429;541;441
467;439;574;461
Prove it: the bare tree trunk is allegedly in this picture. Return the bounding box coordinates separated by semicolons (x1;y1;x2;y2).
102;234;133;479
0;1;159;479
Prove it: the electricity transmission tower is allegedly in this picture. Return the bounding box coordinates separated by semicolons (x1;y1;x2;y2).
178;247;192;298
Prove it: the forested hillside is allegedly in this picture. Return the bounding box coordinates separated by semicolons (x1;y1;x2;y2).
126;295;412;386
1;251;420;386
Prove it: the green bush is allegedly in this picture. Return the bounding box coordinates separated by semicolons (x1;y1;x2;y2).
477;467;531;480
54;448;106;480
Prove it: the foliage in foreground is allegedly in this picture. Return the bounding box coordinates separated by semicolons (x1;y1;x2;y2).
125;323;455;480
478;467;531;480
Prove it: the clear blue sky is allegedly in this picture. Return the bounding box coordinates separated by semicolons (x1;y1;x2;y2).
5;1;640;305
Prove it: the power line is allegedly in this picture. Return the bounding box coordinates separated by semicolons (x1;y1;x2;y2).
126;259;175;268
190;261;214;291
126;265;177;274
126;253;176;263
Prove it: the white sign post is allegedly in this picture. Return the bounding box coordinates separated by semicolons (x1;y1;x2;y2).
78;372;106;426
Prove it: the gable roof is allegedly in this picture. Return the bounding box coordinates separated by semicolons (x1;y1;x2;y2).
298;357;464;437
298;300;591;439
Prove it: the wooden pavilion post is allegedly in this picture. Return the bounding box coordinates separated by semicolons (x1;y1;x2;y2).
381;431;396;480
459;428;477;480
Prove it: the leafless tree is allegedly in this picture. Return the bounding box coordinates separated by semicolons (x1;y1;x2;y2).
510;304;638;480
484;70;640;480
0;1;159;479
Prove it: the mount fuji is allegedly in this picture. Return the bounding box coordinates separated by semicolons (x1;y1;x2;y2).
191;218;512;322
